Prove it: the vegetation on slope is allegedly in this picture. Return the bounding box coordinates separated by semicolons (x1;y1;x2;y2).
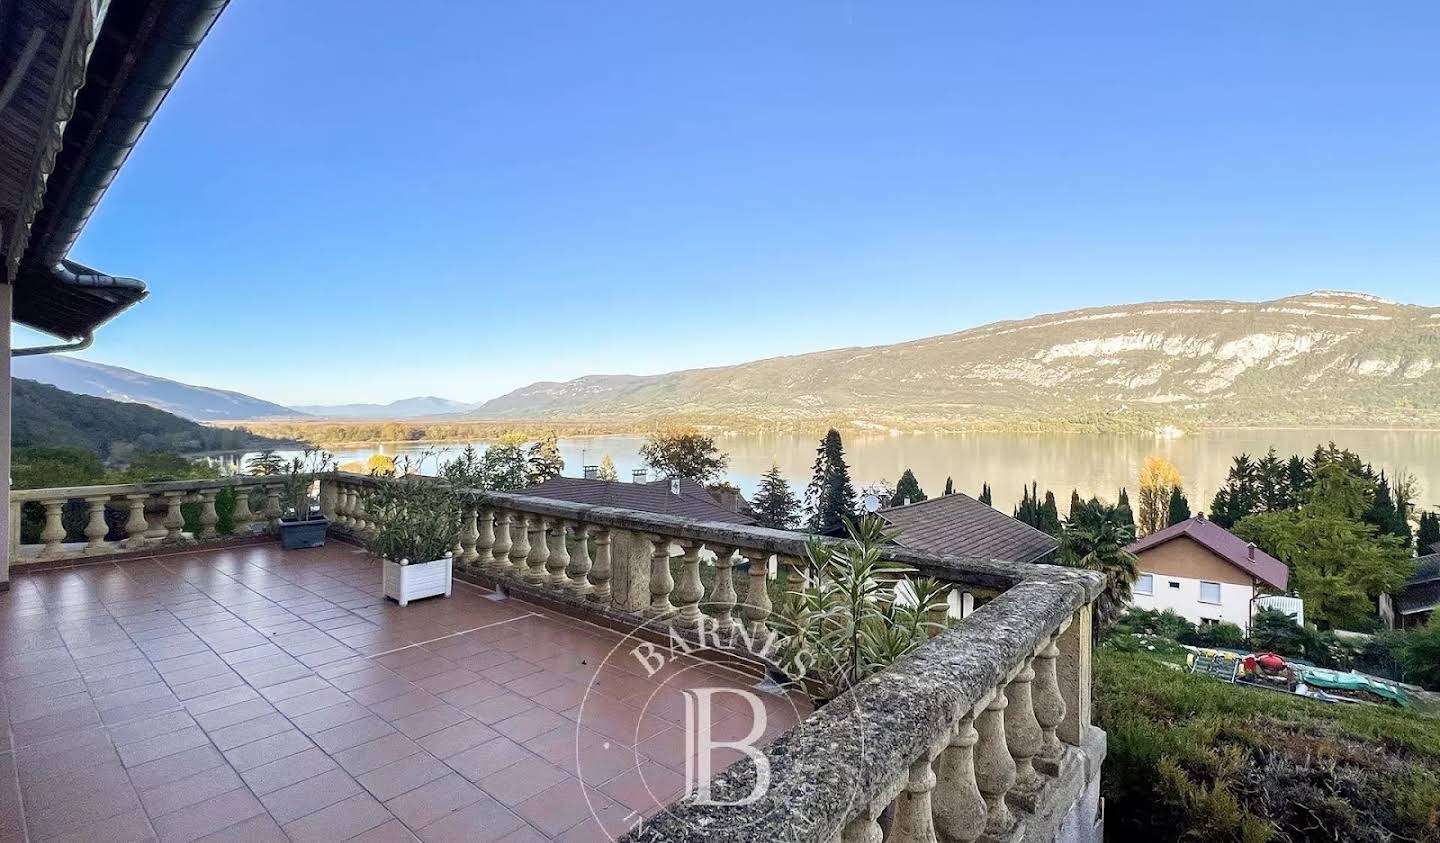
1097;649;1440;842
13;379;282;459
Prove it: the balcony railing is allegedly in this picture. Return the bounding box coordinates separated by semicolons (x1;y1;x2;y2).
322;472;1106;842
3;471;1105;841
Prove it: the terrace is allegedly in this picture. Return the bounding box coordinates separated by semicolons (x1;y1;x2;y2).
2;474;1107;842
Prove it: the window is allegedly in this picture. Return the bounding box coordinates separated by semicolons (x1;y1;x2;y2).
1200;618;1221;627
1199;581;1222;604
1168;581;1181;590
1135;574;1153;595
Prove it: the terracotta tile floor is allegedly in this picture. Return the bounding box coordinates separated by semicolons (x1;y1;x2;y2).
0;544;809;843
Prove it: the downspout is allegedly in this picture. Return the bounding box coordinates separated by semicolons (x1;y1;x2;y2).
12;330;93;356
11;263;144;354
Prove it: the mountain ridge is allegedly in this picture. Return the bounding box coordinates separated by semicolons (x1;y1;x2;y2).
467;291;1440;431
12;356;303;422
292;396;477;419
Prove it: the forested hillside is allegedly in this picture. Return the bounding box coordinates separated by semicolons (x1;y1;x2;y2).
12;379;282;458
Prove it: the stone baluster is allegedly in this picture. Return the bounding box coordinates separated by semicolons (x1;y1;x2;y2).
162;492;186;542
567;524;593;596
232;486;255;534
1033;634;1066;772
333;484;352;529
744;550;773;639
9;501;21;560
491;511;513;572
124;494;150;549
547;521;571;587
1055;607;1092;748
197;489;220;540
527;517;551;584
38;500;68;559
647;535;675;618
709;548;739;638
509;514;532;571
264;485;284;532
890;746;941;843
476;508;496;568
934;713;987;843
83;497;112;554
1006;658;1043;793
459;502;480;565
975;689;1016;837
838;803;883;843
674;541;706;629
588;528;612;603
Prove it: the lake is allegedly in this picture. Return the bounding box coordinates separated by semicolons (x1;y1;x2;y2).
241;429;1440;513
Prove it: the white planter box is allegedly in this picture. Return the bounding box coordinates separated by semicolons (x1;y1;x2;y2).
383;555;453;606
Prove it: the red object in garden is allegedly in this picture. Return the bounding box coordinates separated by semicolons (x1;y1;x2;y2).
1256;652;1287;673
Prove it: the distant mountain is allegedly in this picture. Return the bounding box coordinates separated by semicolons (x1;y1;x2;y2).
469;292;1440;431
292;397;477;419
12;355;302;422
13;379;284;458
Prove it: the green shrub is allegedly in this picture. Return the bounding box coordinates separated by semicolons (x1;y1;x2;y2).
1188;621;1247;650
1096;649;1440;841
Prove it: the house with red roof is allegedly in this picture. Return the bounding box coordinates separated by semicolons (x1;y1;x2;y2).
1124;513;1290;634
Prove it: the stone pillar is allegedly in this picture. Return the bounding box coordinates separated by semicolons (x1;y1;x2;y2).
124;494;150;549
263;486;283;532
509;514;532;571
589;527;612;603
232;488;254;534
546;521;570;587
647;535;675;618
0;285;10;589
39;500;67;559
526;517;550;584
1055;606;1092;747
567;525;593;597
1033;633;1066;770
975;690;1016;837
744;550;773;639
606;528;652;614
476;508;495;568
839;803;883;843
197;490;220;540
459;503;479;565
491;511;513;572
162;492;186;542
933;713;986;843
890;747;941;843
1005;658;1043;795
83;497;111;553
319;479;338;521
673;541;705;629
710;547;739;637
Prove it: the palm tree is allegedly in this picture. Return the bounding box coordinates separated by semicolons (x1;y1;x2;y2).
1060;497;1139;637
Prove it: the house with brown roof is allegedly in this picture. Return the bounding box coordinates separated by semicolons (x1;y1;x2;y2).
522;472;756;526
1388;553;1440;630
875;493;1059;564
1125;513;1290;634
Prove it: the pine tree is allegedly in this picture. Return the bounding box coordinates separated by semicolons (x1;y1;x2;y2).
1255;448;1293;511
1286;454;1312;502
1366;473;1399;537
891;469;926;507
1211;454;1260;527
752;463;800;530
805;429;857;533
1419;512;1440;554
1116;488;1135;531
979;483;992;506
1070;489;1083;519
943;477;955;495
1166;486;1191;526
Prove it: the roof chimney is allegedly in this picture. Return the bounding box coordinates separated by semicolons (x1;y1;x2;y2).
1248;542;1256;560
1196;511;1206;521
583;465;600;480
632;469;648;483
903;497;911;506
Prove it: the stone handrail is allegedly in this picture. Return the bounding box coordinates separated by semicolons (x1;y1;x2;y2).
322;472;1106;841
9;475;287;562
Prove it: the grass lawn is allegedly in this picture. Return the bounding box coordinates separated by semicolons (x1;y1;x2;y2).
1096;647;1440;842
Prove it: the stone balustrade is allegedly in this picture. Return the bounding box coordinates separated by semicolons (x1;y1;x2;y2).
8;476;286;566
321;472;1106;842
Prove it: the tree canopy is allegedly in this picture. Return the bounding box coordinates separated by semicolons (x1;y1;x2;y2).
751;463;801;530
806;429;857;533
891;469;927;507
1137;455;1183;536
638;426;729;483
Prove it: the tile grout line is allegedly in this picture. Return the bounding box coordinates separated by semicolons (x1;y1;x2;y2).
368;613;542;658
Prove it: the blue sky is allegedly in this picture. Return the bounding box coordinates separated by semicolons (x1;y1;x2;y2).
29;1;1440;406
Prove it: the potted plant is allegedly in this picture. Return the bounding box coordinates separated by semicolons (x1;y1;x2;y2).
276;449;336;550
772;515;954;705
364;475;460;606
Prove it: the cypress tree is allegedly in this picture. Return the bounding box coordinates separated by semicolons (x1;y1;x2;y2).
979;483;992;506
1166;486;1191;526
1015;482;1042;528
1070;489;1083;519
805;429;857;533
891;469;927;507
1039;491;1061;536
1116;487;1135;531
943;477;955;496
1419;512;1440;554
